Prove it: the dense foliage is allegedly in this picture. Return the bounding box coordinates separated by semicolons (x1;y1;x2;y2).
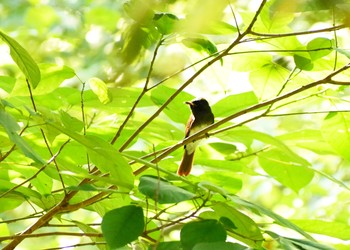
1;0;350;249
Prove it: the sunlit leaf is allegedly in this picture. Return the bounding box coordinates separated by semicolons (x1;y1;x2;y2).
228;195;315;241
213;202;263;247
87;77;112;104
290;219;350;240
0;109;45;164
258;148;314;192
0;30;41;88
85;7;120;31
34;64;75;95
212;91;258;117
321;112;350;162
307;37;333;60
182;37;218;55
294;54;314;71
153;13;179;35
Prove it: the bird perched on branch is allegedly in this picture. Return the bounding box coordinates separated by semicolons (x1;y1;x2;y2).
177;98;214;176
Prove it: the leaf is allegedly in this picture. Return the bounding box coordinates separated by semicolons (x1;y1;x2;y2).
0;30;41;88
211;92;258;118
294;54;314;71
267;231;334;250
34;64;75;95
290;219;350;241
227;195;315;241
59;110;84;133
180;219;226;250
197;21;237;35
87;77;112;104
46;120;134;190
153;13;179;35
0;109;45;164
155;241;182;250
193;242;247;250
101;205;144;249
138;175;195;204
182;37;218;55
85;7;120;31
335;48;350;59
307;37;333;60
321;112;350;162
249;62;290;100
150;85;194;123
213;202;263;247
258;148;314;192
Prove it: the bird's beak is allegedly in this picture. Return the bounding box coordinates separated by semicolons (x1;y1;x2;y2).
185;101;193;106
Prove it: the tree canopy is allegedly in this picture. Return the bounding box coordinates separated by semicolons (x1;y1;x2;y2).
1;0;350;249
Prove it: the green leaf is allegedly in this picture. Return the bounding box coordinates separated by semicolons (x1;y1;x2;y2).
211;92;258;117
0;109;45;164
155;241;182;250
180;219;226;250
87;77;112;104
197;21;237;35
193;242;247;250
307;37;333;60
59;110;84;133
267;231;334;250
294;54;314;71
85;7;120;31
335;48;350;59
153;13;179;35
227;195;315;241
101;205;144;248
123;0;154;24
138;175;195;204
290;219;350;241
150;85;194;123
46;120;134;190
321;112;350;162
34;64;75;95
213;202;263;247
249;62;290;100
0;30;41;88
182;38;218;55
258;148;314;192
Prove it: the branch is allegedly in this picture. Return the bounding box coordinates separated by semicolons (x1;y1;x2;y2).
248;24;346;39
111;36;164;145
134;63;350;174
119;0;268;152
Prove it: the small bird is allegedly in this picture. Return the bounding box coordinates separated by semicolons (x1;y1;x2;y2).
177;98;214;176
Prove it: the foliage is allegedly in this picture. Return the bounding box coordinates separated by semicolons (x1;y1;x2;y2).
1;0;350;249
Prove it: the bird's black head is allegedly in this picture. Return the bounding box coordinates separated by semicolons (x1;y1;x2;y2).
185;98;213;122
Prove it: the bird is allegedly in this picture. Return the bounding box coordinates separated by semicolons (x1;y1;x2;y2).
177;98;214;176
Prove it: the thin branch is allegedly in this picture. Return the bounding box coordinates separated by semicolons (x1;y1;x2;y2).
133;63;350;175
0;139;70;199
119;0;268;152
265;110;350;117
0;124;28;162
0;232;102;241
111;36;164;145
26;78;67;193
248;24;346;39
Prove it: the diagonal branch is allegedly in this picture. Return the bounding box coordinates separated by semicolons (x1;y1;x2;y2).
133;63;350;175
119;0;268;152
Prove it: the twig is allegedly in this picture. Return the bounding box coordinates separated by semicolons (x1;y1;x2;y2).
133;63;350;175
111;36;164;145
119;0;268;152
0;140;70;199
